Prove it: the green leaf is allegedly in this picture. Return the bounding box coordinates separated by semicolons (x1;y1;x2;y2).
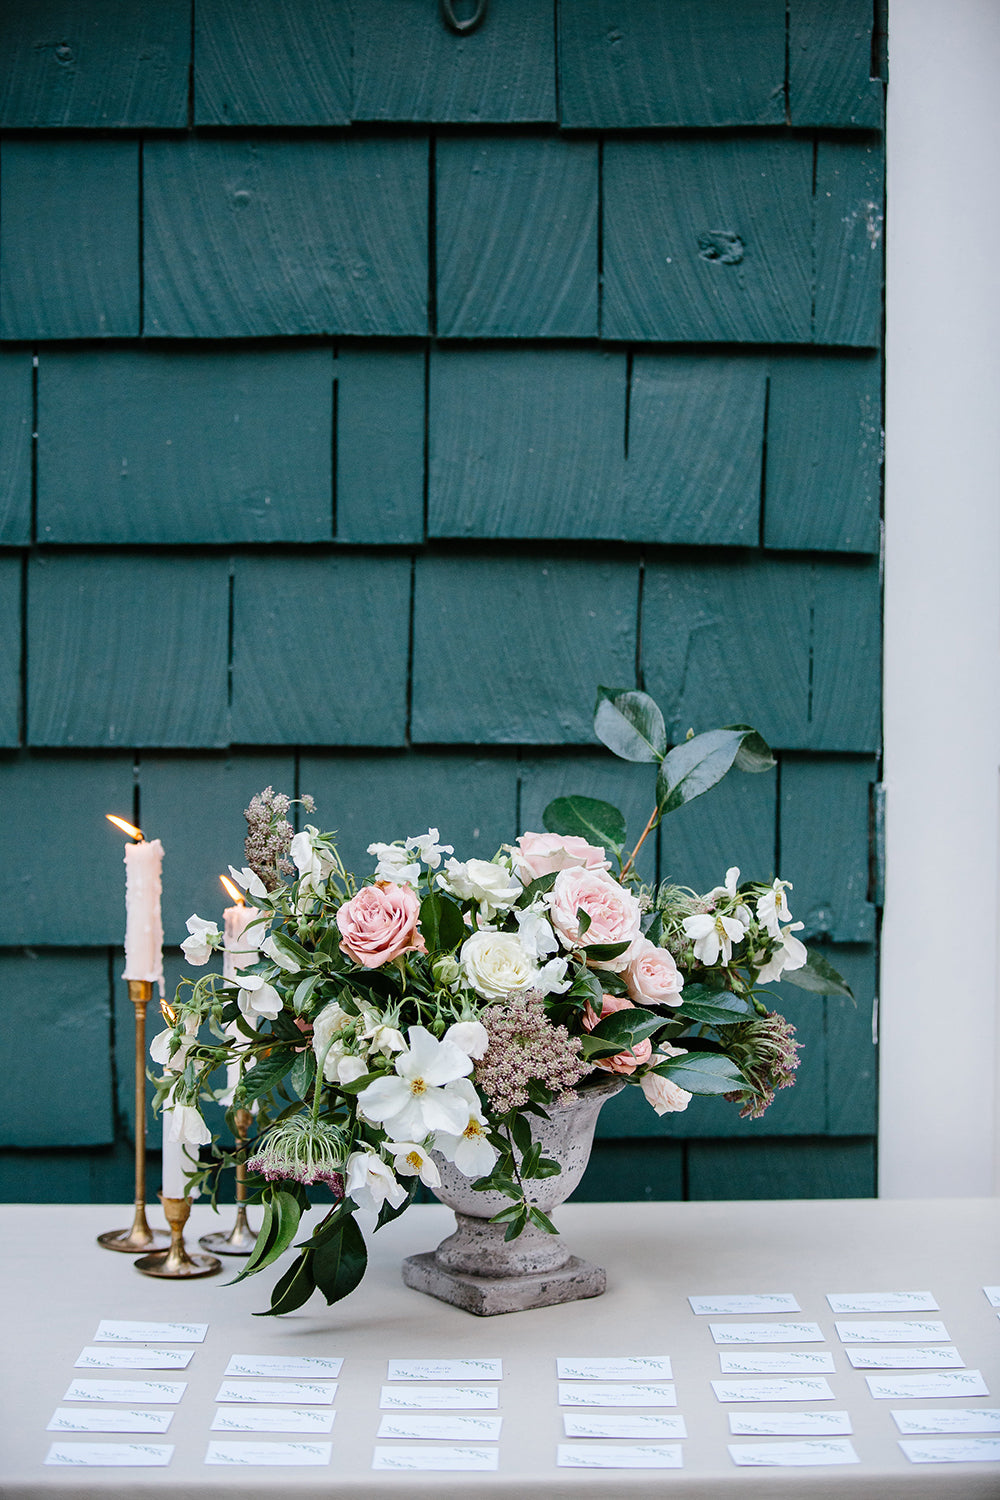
268;929;312;969
510;1113;533;1154
580;939;633;962
225;1193;275;1286
534;1157;562;1179
375;1178;418;1232
334;1068;383;1096
654;1051;750;1094
724;724;776;773
313;1215;368;1306
657;728;760;816
542;795;626;851
236;1049;296;1105
589;1006;664;1048
504;1208;529;1242
520;1141;542;1178
576;907;592;937
289;1049;316;1100
674;986;750;1027
291;974;320;1014
593;686;667;763
779;951;854;999
568;966;604;1005
517;871;559;906
527;1205;558;1235
256;1250;316;1317
226;1187;301;1284
419;889;462;951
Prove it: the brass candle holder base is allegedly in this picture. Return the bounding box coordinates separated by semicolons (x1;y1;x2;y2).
135;1196;222;1279
200;1111;258;1256
98;1208;170;1255
99;981;169;1253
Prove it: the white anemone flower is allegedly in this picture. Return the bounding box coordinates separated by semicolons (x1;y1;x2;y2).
356;1026;473;1138
434;1079;498;1178
228;864;268;902
756;878;794;939
755;921;808;985
404;828;454;870
388;1141;441;1188
682;910;748;966
234;973;283;1020
345;1151;407;1214
180;914;221;966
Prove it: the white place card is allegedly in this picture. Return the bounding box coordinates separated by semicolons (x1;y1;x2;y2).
984;1286;1000;1308
205;1441;331;1466
558;1443;682;1469
563;1414;687;1439
729;1439;859;1467
93;1320;207;1343
224;1355;343;1379
211;1408;336;1434
558;1382;676;1408
379;1385;498;1410
712;1377;835;1404
47;1408;174;1435
900;1437;1000;1464
557;1356;672;1381
719;1351;835;1375
866;1371;990;1400
386;1359;502;1381
892;1409;1000;1435
372;1445;498;1471
846;1345;964;1371
710;1322;824;1345
729;1411;853;1437
835;1319;950;1344
45;1442;173;1467
75;1346;193;1371
377;1414;503;1441
63;1380;186;1405
689;1293;800;1316
214;1380;337;1405
826;1292;938;1314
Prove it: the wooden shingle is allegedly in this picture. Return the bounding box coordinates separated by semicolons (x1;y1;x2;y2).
195;0;350;126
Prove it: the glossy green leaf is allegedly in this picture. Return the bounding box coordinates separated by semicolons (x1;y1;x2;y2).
674;986;750;1026
656;728;755;816
589;1005;663;1047
593;686;667;762
256;1250;316;1317
542;795;626;850
313;1215;368;1305
581;939;633;962
779;950;854;998
653;1050;749;1094
419;888;464;951
227;1187;301;1284
236;1048;297;1104
724;723;776;773
289;1049;316;1100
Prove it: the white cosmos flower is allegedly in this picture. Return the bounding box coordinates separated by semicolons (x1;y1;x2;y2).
437;857;522;919
444;1019;489;1060
180;914;221;966
682;910;748;966
404;828;454;870
234;973;283;1020
345;1151;407;1214
514;905;560;961
367;841;421;885
357;1026;473;1138
259;932;300;973
166;1104;212;1148
228;864;268;902
755;921;808;984
434;1079;498;1177
756;878;794;939
388;1141;441;1188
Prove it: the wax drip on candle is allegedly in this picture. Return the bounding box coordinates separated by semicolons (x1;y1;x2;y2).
107;814;165;997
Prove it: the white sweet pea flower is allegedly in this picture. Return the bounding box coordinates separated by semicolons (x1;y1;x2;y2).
533;955;571;997
756;878;794;939
444;1019;489;1060
357;1025;473;1138
228;864;268;902
708;866;742;900
345;1151;407;1214
388;1141;441;1188
259;932;300;973
335;1053;369;1086
434;1078;498;1178
166;1104;212;1148
150;1014;199;1073
180;914;221;966
514;905;560;961
682;910;748;966
290;828;335;895
404;828;454;870
755;922;808;985
234;973;283;1020
367;841;421;885
437;857;522;920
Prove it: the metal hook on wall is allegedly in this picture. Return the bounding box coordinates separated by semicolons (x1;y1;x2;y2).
440;0;488;35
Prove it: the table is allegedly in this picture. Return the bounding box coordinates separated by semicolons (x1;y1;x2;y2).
2;1198;998;1497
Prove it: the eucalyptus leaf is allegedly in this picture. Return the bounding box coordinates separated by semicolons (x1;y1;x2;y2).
542;795;626;851
657;728;760;816
593;686;667;763
779;951;854;998
653;1051;749;1094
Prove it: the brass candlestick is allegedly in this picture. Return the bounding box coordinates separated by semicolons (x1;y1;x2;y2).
98;980;170;1253
200;1108;258;1256
135;1195;222;1279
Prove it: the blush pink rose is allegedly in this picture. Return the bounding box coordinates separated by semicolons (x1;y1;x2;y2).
512;831;611;884
625;938;684;1007
640;1047;692;1114
582;993;653;1075
336;882;426;969
547;867;642;970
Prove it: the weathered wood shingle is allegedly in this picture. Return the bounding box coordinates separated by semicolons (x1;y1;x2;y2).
789;0;884;128
195;0;351;126
335;345;426;545
0;353;32;545
0;558;21;746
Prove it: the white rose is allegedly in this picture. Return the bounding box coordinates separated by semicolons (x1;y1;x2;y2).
438;857;522;919
460;931;538;1000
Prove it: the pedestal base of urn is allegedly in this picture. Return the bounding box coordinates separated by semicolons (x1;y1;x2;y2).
401;1251;606;1316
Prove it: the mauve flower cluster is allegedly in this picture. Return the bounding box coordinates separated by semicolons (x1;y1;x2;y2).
243;786;314;890
724;1011;802;1119
474;994;588;1113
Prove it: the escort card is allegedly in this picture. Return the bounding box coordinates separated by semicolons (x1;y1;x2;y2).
379;1385;498;1410
892;1409;1000;1435
710;1322;824;1345
558;1443;682;1469
63;1380;186;1404
211;1408;336;1434
205;1441;331;1465
900;1438;1000;1464
47;1408;174;1434
387;1359;502;1381
719;1351;835;1375
689;1293;800;1316
563;1414;687;1439
846;1346;964;1371
224;1355;343;1379
984;1286;1000;1307
558;1382;676;1407
214;1380;337;1405
826;1292;938;1314
376;1415;503;1441
557;1357;673;1381
729;1411;852;1437
712;1377;835;1404
372;1446;498;1471
93;1320;207;1343
866;1371;990;1400
45;1443;173;1467
75;1346;193;1371
728;1439;859;1466
835;1320;949;1343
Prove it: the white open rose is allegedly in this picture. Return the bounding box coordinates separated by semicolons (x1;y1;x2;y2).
460;930;539;1000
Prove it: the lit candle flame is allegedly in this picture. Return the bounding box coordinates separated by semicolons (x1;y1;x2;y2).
160;999;176;1025
106;814;144;841
219;874;245;906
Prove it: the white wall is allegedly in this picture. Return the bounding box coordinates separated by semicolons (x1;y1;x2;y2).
881;0;1000;1195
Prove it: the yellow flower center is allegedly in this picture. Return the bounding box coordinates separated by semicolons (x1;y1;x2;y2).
409;1077;426;1095
405;1151;422;1172
463;1119;485;1140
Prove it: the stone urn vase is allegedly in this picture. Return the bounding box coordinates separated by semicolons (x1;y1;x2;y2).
401;1076;624;1315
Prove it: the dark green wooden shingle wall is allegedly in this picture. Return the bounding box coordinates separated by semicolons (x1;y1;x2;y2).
0;0;884;1204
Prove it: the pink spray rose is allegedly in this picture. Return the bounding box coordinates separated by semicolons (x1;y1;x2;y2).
582;993;653;1075
547;867;642;970
625;937;684;1007
640;1046;692;1114
336;882;426;968
511;831;611;884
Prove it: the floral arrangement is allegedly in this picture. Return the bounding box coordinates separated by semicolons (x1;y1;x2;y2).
153;688;849;1314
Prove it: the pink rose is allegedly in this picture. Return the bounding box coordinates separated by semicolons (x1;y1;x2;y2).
336;882;426;969
640;1047;692;1114
512;831;611;884
582;994;653;1075
625;938;684;1007
547;867;641;970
